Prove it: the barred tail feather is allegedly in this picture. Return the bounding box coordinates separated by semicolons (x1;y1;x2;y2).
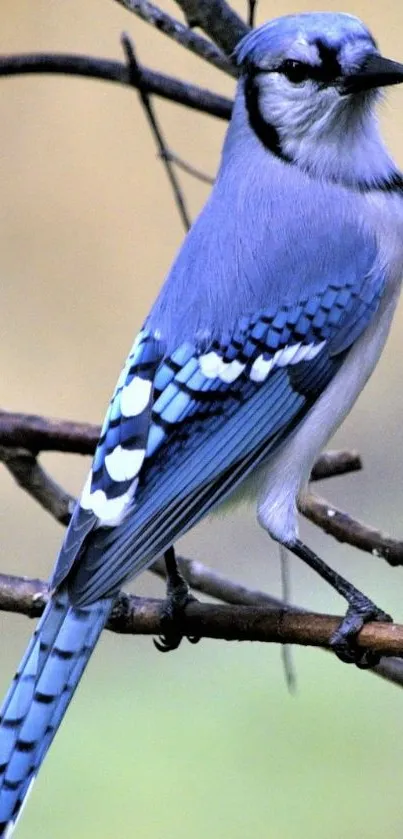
0;590;112;837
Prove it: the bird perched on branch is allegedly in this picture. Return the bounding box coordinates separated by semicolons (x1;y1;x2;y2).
1;10;403;836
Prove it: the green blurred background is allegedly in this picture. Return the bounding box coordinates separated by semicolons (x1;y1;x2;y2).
1;1;403;836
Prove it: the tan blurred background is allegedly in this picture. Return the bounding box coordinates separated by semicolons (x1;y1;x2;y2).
1;1;403;837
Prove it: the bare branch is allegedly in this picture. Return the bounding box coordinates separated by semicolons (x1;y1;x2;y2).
3;408;400;570
2;448;402;689
0;52;232;120
299;491;403;568
148;557;403;694
159;150;214;185
0;411;100;455
116;0;236;76
310;449;362;481
0;447;75;526
248;0;257;28
0;412;364;476
0;571;401;657
0;574;48;617
173;0;248;55
122;34;192;231
0;560;403;687
374;657;403;689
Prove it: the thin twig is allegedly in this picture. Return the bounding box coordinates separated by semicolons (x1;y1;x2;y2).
115;0;236;77
299;491;403;568
159;150;214;185
122;33;191;231
0;52;232;120
248;0;257;28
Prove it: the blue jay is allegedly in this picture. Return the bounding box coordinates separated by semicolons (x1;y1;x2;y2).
1;10;403;835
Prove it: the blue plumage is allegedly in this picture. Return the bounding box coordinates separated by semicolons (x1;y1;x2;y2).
234;12;375;70
61;269;385;604
1;9;403;836
0;592;112;834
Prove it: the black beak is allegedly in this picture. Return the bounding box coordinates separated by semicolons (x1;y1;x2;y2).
343;54;403;94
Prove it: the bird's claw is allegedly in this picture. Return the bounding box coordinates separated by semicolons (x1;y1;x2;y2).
330;595;392;668
154;576;200;653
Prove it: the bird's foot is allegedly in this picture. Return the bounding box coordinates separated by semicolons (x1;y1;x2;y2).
154;548;200;653
330;593;392;668
289;539;391;668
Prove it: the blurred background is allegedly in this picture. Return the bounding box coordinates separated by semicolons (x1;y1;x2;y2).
1;0;403;836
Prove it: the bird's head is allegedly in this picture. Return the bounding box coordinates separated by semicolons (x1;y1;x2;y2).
234;12;403;187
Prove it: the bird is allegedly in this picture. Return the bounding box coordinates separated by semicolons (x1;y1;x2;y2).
1;9;403;836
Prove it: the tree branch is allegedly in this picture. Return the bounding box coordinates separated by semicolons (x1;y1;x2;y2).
0;571;401;657
0;52;232;120
2;409;401;569
173;0;248;55
0;410;362;471
299;491;403;568
0;446;75;526
309;449;362;480
158;150;214;185
248;0;257;28
0;411;99;454
152;554;285;608
122;33;192;231
115;0;236;76
3;407;395;561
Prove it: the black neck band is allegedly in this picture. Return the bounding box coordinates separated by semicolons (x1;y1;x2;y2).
243;75;403;195
244;73;291;164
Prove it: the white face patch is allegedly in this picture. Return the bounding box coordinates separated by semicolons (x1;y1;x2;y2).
104;445;145;482
81;472;138;527
250;341;326;383
120;377;152;418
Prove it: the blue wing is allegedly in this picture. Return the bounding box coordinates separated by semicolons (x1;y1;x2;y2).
52;259;385;604
52;330;163;586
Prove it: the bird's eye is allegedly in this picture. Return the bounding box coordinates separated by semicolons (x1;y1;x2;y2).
280;60;310;84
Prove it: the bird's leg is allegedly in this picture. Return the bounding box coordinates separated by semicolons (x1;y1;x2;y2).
289;539;391;667
154;546;199;652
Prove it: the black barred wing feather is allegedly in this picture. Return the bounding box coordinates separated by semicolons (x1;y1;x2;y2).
83;331;162;522
52;331;163;588
59;268;385;604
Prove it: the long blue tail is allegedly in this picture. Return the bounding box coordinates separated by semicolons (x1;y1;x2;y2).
0;588;112;837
